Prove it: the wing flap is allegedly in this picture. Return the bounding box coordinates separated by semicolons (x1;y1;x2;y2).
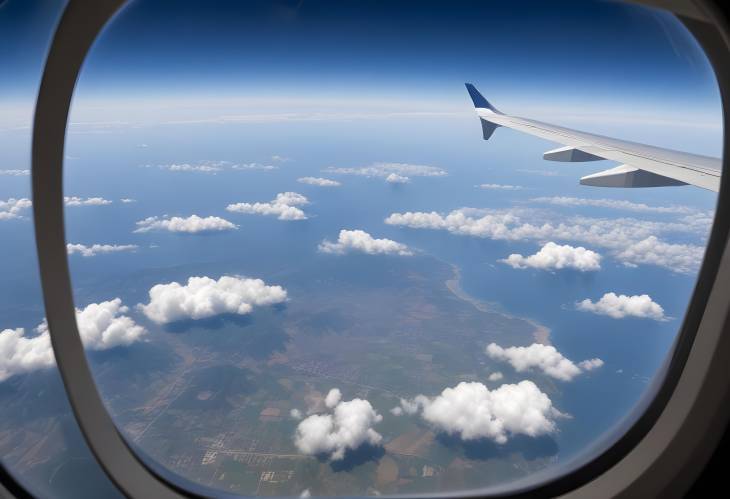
580;164;687;188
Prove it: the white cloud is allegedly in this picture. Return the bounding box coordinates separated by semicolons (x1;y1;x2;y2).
501;242;601;272
486;343;602;381
138;275;287;324
325;388;342;408
290;408;303;420
385;173;410;184
400;381;563;444
226;192;309;221
0;169;30;176
294;389;383;460
64;196;112;206
231;162;278;171
36;298;147;350
0;328;55;382
120;198;137;203
488;372;503;381
390;406;404;416
578;358;605;371
134;215;237;233
297;177;341;187
324;162;446;182
300;489;311;498
150;161;225;173
477;183;523;190
0;198;32;220
576;292;667;320
318;229;413;256
271;155;290;162
385;207;705;273
532;196;701;215
67;243;138;257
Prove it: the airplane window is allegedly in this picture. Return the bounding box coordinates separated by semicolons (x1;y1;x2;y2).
4;0;722;497
0;1;124;497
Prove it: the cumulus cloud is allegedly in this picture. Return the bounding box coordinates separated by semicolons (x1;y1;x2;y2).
134;215;237;233
120;198;137;203
67;243;138;257
385;173;410;184
486;343;602;381
290;408;303;420
324;162;446;182
488;372;503;381
399;381;563;444
325;387;342;408
0;197;32;220
385;207;705;273
501;242;601;272
532;196;701;215
318;229;413;256
0;169;30;176
0;328;55;382
150;161;225;173
64;196;112;206
231;162;278;171
294;388;383;460
477;183;523;190
226;192;309;221
36;299;147;350
578;358;605;371
576;292;666;320
138;275;287;324
297;177;341;187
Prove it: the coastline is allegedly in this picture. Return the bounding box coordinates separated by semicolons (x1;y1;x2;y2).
444;263;551;345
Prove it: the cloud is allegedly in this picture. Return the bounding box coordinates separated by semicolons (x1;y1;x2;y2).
325;388;342;408
486;343;602;381
67;243;138;257
0;328;55;382
0;197;32;220
36;298;147;350
297;177;341;187
271;155;291;162
390;406;404;416
290;409;303;420
324;162;446;182
230;162;278;171
226;192;309;221
385;207;705;273
318;229;413;256
488;372;503;381
138;275;287;324
134;215;237;233
294;388;383;460
0;169;30;176
149;161;225;173
399;381;563;444
532;196;701;215
477;183;523;190
64;196;112;206
578;358;604;371
385;173;410;184
576;292;667;320
120;198;137;203
501;242;601;272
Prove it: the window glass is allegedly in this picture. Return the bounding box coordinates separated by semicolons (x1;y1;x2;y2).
0;1;123;497
58;0;725;496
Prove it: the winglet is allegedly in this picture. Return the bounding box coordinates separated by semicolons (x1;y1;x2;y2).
465;83;501;114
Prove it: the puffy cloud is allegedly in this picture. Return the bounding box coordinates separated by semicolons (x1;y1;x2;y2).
532;196;701;215
488;372;503;381
501;242;601;272
138;275;287;324
385;207;705;273
325;387;342;408
578;358;604;371
0;197;32;220
230;162;278;171
294;389;383;460
576;292;666;320
0;169;30;176
67;243;138;257
399;381;563;444
486;343;602;381
297;177;341;187
290;408;303;420
150;162;224;173
318;229;413;256
390;406;404;416
477;183;523;190
0;328;55;382
37;299;147;350
226;192;309;221
64;196;112;206
120;198;137;203
134;215;237;233
385;173;410;184
324;162;446;182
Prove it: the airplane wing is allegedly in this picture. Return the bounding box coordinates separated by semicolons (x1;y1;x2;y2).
465;83;721;192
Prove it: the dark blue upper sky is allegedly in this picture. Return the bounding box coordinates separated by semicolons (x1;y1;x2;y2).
0;0;721;117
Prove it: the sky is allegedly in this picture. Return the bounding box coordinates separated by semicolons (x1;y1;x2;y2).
0;0;725;496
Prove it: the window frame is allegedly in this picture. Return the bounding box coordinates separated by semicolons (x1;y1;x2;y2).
7;0;729;497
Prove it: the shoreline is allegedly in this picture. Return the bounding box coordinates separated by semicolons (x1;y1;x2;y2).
444;263;551;345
